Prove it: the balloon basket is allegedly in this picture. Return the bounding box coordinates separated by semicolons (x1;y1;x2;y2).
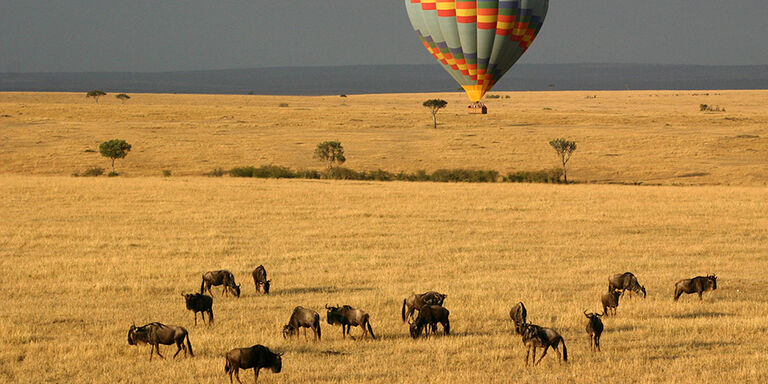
467;102;487;114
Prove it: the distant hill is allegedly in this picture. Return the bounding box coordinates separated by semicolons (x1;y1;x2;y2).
1;64;767;95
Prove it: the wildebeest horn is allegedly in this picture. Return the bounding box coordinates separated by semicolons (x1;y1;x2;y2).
583;309;588;317
325;304;330;309
277;352;285;356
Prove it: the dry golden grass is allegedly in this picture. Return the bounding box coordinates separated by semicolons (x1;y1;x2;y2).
0;90;767;185
1;176;767;383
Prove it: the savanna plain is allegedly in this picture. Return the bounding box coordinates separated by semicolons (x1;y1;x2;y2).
0;91;767;383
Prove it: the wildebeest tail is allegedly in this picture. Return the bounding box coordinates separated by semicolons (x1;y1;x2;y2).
561;338;568;362
185;333;194;357
401;299;406;322
225;358;231;373
208;309;214;324
314;313;322;340
200;275;205;294
367;321;376;340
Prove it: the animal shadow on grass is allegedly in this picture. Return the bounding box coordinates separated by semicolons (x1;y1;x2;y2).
667;311;732;319
274;286;373;296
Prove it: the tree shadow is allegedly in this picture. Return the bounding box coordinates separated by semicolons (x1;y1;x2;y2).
666;312;732;319
272;286;373;296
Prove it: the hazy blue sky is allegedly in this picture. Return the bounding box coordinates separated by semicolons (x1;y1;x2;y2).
1;1;766;72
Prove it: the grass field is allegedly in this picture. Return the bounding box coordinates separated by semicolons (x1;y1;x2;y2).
0;91;767;383
0;91;767;185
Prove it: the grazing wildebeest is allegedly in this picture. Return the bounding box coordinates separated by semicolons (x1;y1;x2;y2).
182;292;214;326
409;305;450;338
601;290;621;316
325;304;376;340
251;265;271;294
674;274;717;301
282;306;321;341
521;323;568;366
401;291;447;323
224;345;283;384
608;272;647;298
509;302;528;335
127;322;193;361
584;310;604;352
201;270;241;298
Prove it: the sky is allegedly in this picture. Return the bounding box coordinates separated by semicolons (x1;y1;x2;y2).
1;1;767;73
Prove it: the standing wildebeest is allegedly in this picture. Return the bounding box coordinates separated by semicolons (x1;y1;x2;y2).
674;274;717;301
224;345;283;384
282;306;321;341
409;305;450;338
521;324;568;366
584;310;604;352
201;270;241;298
601;289;622;316
252;265;271;294
325;304;376;340
127;322;194;361
608;272;647;298
401;291;447;323
509;302;528;335
182;292;214;326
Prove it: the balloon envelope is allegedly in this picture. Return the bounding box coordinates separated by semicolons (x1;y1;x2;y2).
405;0;549;101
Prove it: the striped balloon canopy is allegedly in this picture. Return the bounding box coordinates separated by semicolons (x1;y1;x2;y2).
405;0;549;102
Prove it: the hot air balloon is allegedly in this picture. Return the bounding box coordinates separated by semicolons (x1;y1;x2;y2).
405;0;549;113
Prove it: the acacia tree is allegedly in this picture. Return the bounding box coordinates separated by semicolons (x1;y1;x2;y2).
314;141;346;171
115;93;130;103
99;139;132;173
549;138;577;183
86;90;107;103
423;99;447;128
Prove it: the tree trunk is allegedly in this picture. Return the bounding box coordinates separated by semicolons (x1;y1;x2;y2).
432;112;437;129
562;162;568;183
111;158;115;173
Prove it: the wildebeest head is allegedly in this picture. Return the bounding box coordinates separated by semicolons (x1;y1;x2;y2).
584;310;603;320
408;320;421;339
282;324;295;339
127;324;137;345
127;323;147;345
639;285;647;298
232;284;241;297
264;280;271;294
272;352;284;373
709;274;717;290
325;304;343;325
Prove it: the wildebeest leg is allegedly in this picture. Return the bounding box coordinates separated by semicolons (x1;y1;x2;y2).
173;340;183;358
254;367;260;384
194;312;198;326
155;344;164;359
228;367;234;384
698;291;703;300
596;334;601;352
554;345;562;362
234;368;244;384
525;346;530;366
535;345;550;366
303;327;308;341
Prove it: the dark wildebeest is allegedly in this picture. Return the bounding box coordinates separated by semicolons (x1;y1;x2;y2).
409;305;450;338
224;345;283;384
182;292;214;326
584;310;604;352
325;304;376;340
251;265;271;294
201;270;241;298
521;323;568;366
674;274;717;301
127;322;193;361
601;289;621;316
608;272;647;299
509;302;528;335
401;291;447;323
282;306;321;341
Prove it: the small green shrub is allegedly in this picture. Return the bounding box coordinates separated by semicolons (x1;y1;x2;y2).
162;170;172;177
506;169;563;183
251;165;295;179
73;167;104;177
229;166;256;178
206;168;225;177
107;171;119;177
430;169;499;183
278;103;289;107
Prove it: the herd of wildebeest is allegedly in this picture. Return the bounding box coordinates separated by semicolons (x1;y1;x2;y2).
126;265;718;383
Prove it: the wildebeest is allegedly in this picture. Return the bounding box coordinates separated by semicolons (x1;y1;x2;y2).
409;305;450;338
608;272;647;298
224;345;283;384
674;274;717;301
201;270;241;298
325;304;376;340
601;289;621;316
584;310;604;352
521;323;568;366
401;291;447;323
282;306;321;341
509;302;528;335
182;292;213;326
127;322;193;361
251;265;271;294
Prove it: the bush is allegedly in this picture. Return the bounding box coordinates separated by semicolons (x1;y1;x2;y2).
430;169;499;183
162;170;172;177
206;168;225;177
295;169;322;179
506;169;563;183
251;165;295;179
486;94;501;99
229;166;257;178
278;103;289;107
73;167;104;177
107;171;119;177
